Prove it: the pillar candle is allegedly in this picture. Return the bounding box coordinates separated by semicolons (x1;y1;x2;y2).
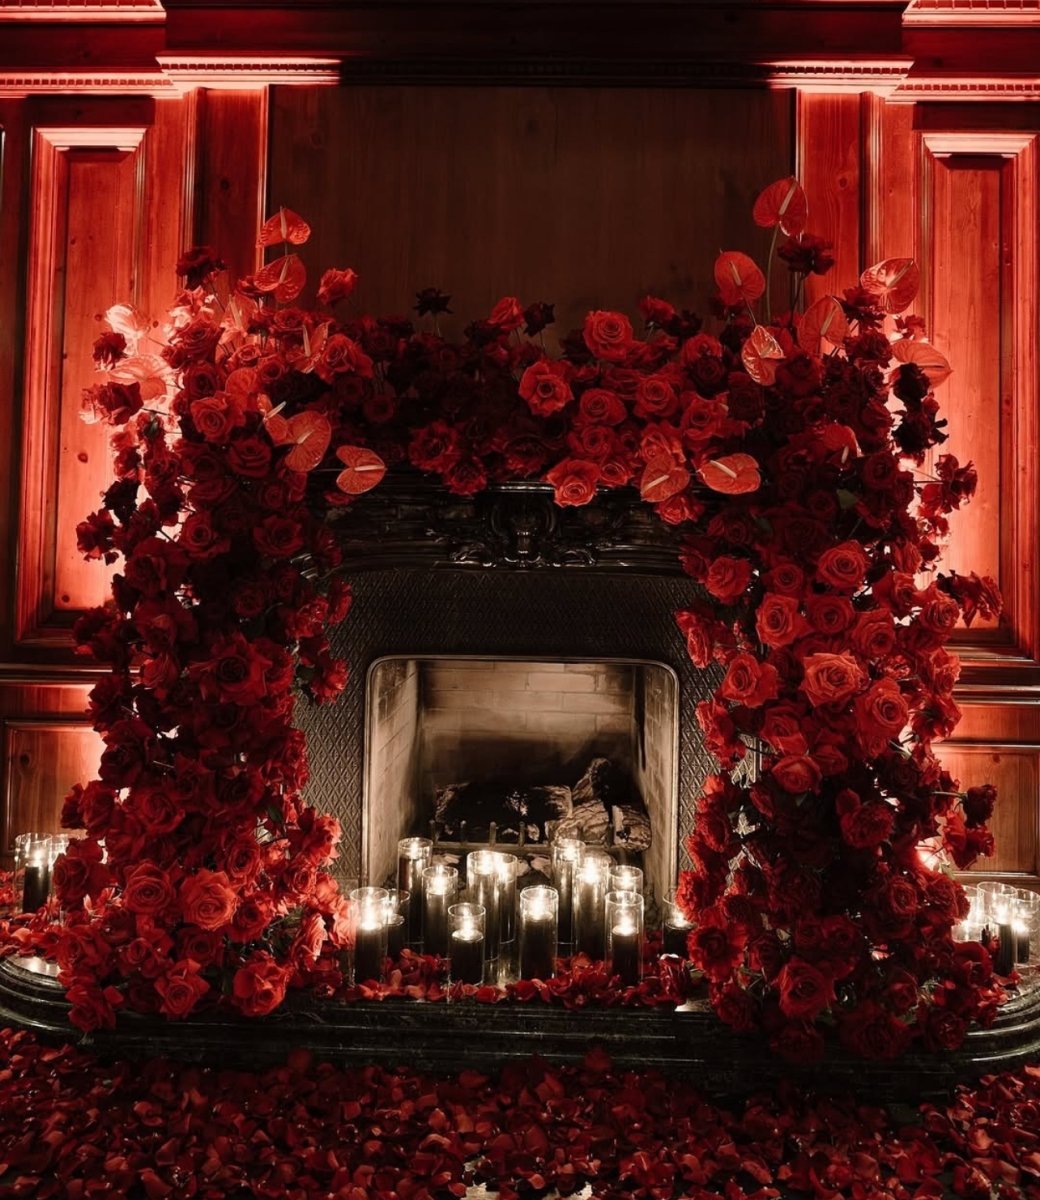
607;890;643;986
662;901;693;958
397;838;432;945
994;903;1016;976
467;850;503;961
22;862;49;914
551;837;584;946
449;902;486;984
422;865;458;958
519;886;558;981
497;853;518;944
350;887;389;983
608;865;643;895
573;855;609;959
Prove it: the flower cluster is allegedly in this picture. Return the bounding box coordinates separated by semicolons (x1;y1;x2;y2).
5;1025;1040;1199
54;183;999;1052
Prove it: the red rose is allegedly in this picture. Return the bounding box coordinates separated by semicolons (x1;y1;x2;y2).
800;652;867;707
51;839;111;909
317;266;358;306
545;458;599;507
763;561;805;597
156;959;210;1020
705;556;753;605
578;388;627;426
710;981;758;1032
920;1004;967;1051
851;608;896;660
816;541;868;592
963;784;996;826
687;907;748;982
192;633;270;704
177;928;224;968
776;958;836;1019
917;584;961;639
755;593;808;648
853;679;908;756
839;1001;913;1059
231;895;275;942
759;703;809;755
315;334;374;383
771;755;821;795
519;360;573;417
232;951;291;1016
719;653;780;708
179;868;236;931
805;594;854;635
634;375;679;420
227;436;273;478
409;420;461;473
837;794;895;849
290;911;327;967
443;457;488;497
253;515;305;559
123;862;175;916
583;310;634;362
181;512;230;560
487;295;524;330
88;381;143;425
67;983;124;1032
190;395;241;443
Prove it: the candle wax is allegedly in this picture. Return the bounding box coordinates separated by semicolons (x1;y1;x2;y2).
610;923;641;986
354;921;386;984
450;929;485;984
22;864;49;914
662;922;691;957
519;914;555;981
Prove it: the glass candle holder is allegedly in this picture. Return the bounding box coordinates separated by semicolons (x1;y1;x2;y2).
661;900;693;957
1013;890;1039;964
422;864;458;957
551;837;584;946
15;833;51;914
467;850;503;962
496;853;518;945
609;865;643;895
573;853;610;959
351;886;389;983
382;890;409;959
990;892;1017;976
607;890;644;986
449;902;486;984
397;837;432;946
519;885;558;980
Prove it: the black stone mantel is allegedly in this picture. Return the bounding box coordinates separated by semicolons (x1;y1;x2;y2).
4;958;1040;1103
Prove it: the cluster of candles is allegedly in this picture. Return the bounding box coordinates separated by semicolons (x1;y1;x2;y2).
956;882;1039;976
13;832;71;914
391;835;695;987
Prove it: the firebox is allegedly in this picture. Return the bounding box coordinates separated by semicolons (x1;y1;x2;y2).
295;476;724;894
364;656;679;904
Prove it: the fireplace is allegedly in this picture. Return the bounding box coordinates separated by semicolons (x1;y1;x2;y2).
364;655;679;904
296;476;723;895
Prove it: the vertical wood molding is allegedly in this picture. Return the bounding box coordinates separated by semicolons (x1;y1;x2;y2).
795;91;863;305
920;131;1039;667
194;87;268;282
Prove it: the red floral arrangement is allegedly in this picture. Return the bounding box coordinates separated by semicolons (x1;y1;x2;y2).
51;182;1001;1054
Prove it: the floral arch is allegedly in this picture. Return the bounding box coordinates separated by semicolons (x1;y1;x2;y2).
45;180;1003;1058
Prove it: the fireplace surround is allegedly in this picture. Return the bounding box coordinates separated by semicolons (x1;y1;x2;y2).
295;475;722;894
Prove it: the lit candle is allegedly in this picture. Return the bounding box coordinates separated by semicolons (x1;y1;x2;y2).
607;890;643;986
397;838;432;946
662;901;693;958
383;890;409;959
551;837;584;946
609;865;643;895
573;855;609;959
994;903;1016;976
422;865;458;957
449;902;486;984
16;833;51;915
467;850;503;962
351;887;389;983
519;885;558;980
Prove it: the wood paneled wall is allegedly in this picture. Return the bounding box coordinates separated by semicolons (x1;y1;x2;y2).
0;78;1037;883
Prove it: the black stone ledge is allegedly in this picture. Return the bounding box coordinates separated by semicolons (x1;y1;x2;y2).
3;957;1040;1102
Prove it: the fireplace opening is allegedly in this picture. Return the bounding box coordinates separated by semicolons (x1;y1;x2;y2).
363;656;679;905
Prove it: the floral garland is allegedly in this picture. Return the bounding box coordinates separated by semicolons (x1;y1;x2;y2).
54;180;1002;1056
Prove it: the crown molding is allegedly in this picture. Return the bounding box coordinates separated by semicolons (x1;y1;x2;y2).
921;129;1037;155
903;0;1040;25
154;54;340;88
0;1;163;20
765;58;912;93
0;71;175;96
891;73;1040;99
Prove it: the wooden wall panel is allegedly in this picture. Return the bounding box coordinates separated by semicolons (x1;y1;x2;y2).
797;92;862;305
194;89;266;284
16;105;192;651
935;740;1039;877
268;86;793;339
2;721;103;852
921;133;1039;665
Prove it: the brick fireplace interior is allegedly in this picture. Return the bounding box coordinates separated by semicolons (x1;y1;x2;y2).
364;656;678;903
